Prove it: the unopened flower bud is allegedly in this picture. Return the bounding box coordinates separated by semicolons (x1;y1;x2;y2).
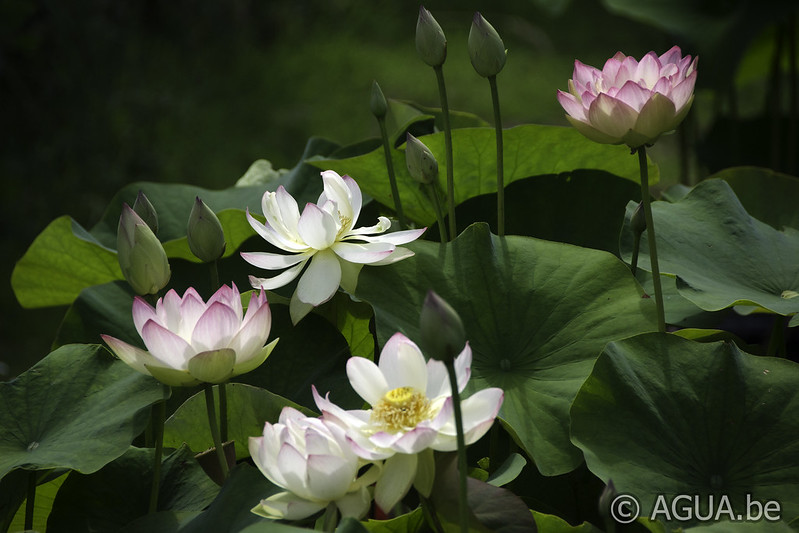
416;6;447;67
468;12;507;78
631;201;646;238
420;290;466;363
117;203;171;295
132;190;159;235
405;133;438;185
370;80;387;119
598;480;618;521
187;196;226;263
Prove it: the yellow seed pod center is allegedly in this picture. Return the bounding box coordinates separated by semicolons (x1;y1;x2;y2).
371;387;431;432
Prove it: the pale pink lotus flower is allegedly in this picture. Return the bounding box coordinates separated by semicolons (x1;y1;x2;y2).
102;284;276;387
313;333;504;512
248;407;380;521
241;170;425;324
557;45;698;148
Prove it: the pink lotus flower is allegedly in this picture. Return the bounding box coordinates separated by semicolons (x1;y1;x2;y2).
102;284;276;387
557;45;698;148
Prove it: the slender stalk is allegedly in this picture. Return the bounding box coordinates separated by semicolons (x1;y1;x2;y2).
204;384;229;480
445;360;469;533
209;260;220;294
434;65;456;238
219;382;228;443
421;496;446;533
488;76;505;237
322;502;338;532
638;147;666;332
630;236;641;276
25;470;35;530
426;183;449;243
149;400;166;514
377;117;407;228
767;315;786;357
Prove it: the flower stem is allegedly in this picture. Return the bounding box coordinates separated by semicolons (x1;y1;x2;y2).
768;315;786;357
426;183;449;243
204;384;229;481
434;65;456;238
488;75;505;237
445;359;469;533
209;260;220;293
219;381;228;443
638;147;666;332
322;502;338;532
630;233;640;276
25;470;35;530
377;117;407;229
148;399;166;514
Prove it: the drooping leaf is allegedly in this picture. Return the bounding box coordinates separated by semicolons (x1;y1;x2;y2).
361;508;425;533
163;383;314;460
0;344;169;479
718;166;799;232
486;453;527;487
620;178;799;316
356;223;657;475
530;511;602;533
311;124;658;226
570;333;799;528
5;471;67;533
46;445;218;533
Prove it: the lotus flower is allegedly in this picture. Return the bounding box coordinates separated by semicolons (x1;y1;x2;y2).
102;284;276;387
249;407;380;520
557;45;698;148
241;170;425;323
314;333;504;512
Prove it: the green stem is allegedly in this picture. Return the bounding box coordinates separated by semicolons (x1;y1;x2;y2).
488;76;505;237
204;384;229;480
377;117;407;228
420;496;446;533
445;360;469;533
434;65;456;238
209;260;220;293
638;147;666;332
219;381;228;443
630;233;640;276
149;400;166;514
25;470;35;530
426;183;449;243
767;315;786;357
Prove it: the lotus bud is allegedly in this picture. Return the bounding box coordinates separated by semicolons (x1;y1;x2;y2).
370;80;387;119
187;196;226;263
468;12;507;78
405;133;438;185
598;479;618;521
416;6;447;67
420;290;466;363
631;201;646;238
132;190;159;235
117;203;171;295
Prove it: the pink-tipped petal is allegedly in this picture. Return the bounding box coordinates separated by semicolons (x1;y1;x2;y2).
140;320;193;369
191;301;240;352
101;335;153;375
587;93;638;139
557;90;587;120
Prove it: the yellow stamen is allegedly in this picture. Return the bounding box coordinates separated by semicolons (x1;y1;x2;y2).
371;386;431;432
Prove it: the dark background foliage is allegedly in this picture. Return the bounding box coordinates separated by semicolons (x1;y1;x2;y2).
2;0;796;378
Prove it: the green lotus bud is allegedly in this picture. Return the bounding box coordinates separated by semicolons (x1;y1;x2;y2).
405;133;438;185
117;203;171;295
187;196;226;263
468;12;507;78
416;6;447;67
631;201;646;238
370;80;387;119
420;290;466;363
132;190;158;235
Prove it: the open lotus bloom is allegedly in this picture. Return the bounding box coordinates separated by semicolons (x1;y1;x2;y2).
102;284;277;387
314;333;504;512
249;407;380;521
557;45;698;148
241;170;425;324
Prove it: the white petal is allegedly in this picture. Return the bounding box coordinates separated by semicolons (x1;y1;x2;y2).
331;241;394;264
277;443;311;499
348;227;426;245
289;289;316;324
432;387;504;450
246;208;308;253
335;486;372;519
240;250;312;270
229;301;271;364
338;258;363;293
379;333;428;392
296;249;341;306
347;216;391;236
375;453;418;513
101;335;153;375
298;203;338;250
190;301;240;352
131;296;157;337
140;320;193;369
254;492;325;521
248;258;309;291
307;454;356;501
321;170;356;226
347;356;389;406
370;247;415;266
370;426;437;454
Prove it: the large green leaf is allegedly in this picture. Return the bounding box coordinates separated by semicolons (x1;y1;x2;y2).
717;166;799;232
311;124;658;226
620;178;799;316
0;344;169;479
355;223;657;475
163;383;314;460
46;445;218;533
531;511;602;533
570;333;799;528
5;471;67;533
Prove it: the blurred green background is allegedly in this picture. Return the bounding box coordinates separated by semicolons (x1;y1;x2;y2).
2;0;796;378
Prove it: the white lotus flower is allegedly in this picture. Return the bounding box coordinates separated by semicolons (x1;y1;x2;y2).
249;407;380;521
314;333;504;512
102;284;276;387
241;170;425;324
